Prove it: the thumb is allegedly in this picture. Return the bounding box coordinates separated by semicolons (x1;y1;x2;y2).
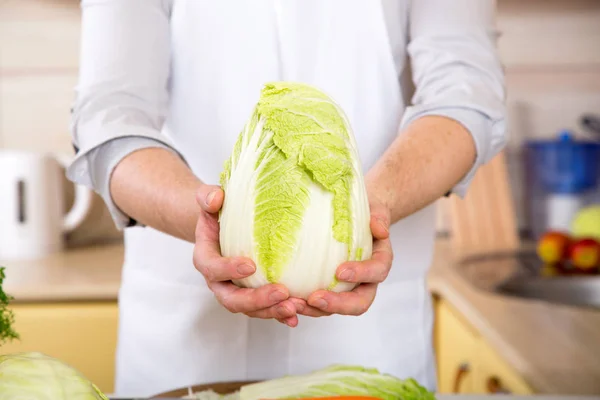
369;202;390;241
196;184;224;214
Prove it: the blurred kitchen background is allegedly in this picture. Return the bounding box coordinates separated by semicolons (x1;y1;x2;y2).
1;0;599;247
1;0;600;397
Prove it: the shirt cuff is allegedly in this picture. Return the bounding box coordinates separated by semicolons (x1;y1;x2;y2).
400;105;507;198
84;137;178;230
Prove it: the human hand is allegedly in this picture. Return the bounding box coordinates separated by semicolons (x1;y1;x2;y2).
192;184;300;327
300;193;393;317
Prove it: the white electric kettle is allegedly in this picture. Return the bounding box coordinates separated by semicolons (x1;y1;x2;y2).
0;150;93;261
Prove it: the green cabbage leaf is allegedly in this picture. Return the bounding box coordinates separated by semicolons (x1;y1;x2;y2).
239;365;436;400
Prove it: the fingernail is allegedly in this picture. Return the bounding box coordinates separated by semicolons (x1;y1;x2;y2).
237;264;255;276
338;268;355;281
270;290;287;302
205;189;218;206
312;297;328;310
276;305;290;317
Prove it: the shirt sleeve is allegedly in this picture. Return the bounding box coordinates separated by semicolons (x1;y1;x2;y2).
86;137;177;229
401;0;507;197
66;0;184;229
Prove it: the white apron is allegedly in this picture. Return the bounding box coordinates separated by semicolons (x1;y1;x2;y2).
114;1;438;396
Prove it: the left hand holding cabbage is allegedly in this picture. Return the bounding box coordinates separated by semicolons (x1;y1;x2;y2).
193;184;302;326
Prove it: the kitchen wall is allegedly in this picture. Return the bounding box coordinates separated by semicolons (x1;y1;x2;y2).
0;0;121;246
1;0;599;244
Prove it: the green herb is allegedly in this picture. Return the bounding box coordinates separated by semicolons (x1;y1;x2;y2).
0;267;19;345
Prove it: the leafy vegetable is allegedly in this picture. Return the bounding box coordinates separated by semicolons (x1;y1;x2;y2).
0;352;109;399
238;365;436;400
0;275;108;399
0;267;19;345
219;82;373;299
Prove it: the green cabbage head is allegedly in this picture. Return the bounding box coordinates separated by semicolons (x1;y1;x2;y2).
0;352;108;399
219;82;373;299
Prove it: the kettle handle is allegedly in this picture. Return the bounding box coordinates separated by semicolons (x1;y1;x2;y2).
54;153;94;233
581;114;600;138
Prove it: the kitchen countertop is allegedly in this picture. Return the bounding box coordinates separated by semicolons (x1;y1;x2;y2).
428;241;600;396
2;239;600;395
1;243;124;302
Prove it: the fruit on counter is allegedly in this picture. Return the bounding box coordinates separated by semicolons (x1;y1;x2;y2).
0;352;109;399
571;205;600;242
540;264;560;277
536;231;571;264
238;365;435;400
218;82;373;299
568;237;600;271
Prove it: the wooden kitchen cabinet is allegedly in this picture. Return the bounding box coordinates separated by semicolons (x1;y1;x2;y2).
0;295;534;396
434;299;479;393
0;302;119;394
434;297;534;395
473;338;534;395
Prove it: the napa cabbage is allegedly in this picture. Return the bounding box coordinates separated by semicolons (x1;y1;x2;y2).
219;82;372;299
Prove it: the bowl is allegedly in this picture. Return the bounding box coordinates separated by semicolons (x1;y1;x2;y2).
152;381;257;398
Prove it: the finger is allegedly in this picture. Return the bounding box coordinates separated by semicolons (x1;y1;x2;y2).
307;284;378;316
277;315;299;327
336;238;393;283
245;299;297;320
196;184;224;214
193;207;256;281
289;297;331;318
370;213;390;240
208;281;291;314
193;241;256;281
368;200;390;240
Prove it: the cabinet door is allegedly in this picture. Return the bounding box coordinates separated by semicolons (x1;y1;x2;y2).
0;302;119;394
473;339;534;395
434;298;480;394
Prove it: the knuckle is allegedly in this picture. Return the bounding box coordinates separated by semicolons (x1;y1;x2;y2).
357;301;369;316
269;308;282;319
353;294;373;316
220;296;239;313
205;268;217;282
192;247;203;270
193;249;211;277
196;261;214;281
378;267;390;282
